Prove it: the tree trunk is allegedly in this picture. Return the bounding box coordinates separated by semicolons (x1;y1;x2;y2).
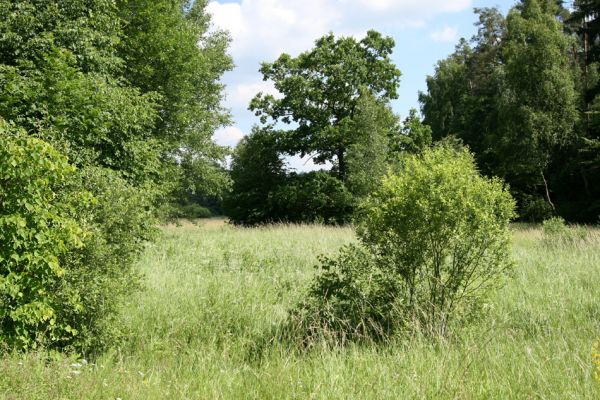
337;148;346;182
541;169;556;212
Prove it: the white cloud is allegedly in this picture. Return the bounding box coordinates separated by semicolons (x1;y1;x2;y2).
213;126;245;147
430;26;459;43
207;0;473;168
229;81;280;109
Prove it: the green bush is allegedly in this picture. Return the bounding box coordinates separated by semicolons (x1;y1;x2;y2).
542;216;588;247
295;146;515;341
359;146;515;333
57;166;157;353
0;124;87;350
292;244;402;344
269;171;354;225
518;194;554;223
174;203;213;219
1;121;157;353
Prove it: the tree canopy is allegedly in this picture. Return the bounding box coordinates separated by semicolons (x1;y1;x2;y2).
250;30;401;181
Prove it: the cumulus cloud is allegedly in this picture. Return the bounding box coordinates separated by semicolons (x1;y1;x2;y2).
213;126;245;148
430;26;459;43
208;0;471;61
207;0;473;155
228;81;281;110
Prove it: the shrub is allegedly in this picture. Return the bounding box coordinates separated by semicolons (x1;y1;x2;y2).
223;128;286;225
1;120;157;353
174;203;213;219
292;244;402;344
295;146;515;341
0;124;87;350
518;194;554;223
57;167;157;353
542;216;588;247
358;146;515;333
269;171;354;225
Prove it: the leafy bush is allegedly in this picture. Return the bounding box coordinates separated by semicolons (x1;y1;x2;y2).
295;146;515;341
359;146;515;333
223;128;286;225
292;244;402;344
225;129;354;225
518;194;554;223
542;216;588;247
1;121;157;353
269;171;354;225
173;203;213;219
57;167;157;353
0;125;86;350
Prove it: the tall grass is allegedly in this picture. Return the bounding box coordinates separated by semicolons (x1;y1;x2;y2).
1;220;599;399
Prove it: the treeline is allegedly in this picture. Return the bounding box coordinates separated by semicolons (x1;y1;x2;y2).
224;0;600;225
421;0;599;222
0;0;231;352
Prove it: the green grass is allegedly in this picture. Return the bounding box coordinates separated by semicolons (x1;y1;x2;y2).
1;220;599;399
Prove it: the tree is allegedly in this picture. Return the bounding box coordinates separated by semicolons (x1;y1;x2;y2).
223;128;286;225
393;108;433;155
420;8;505;175
345;93;400;198
117;0;234;204
249;30;401;181
499;0;579;210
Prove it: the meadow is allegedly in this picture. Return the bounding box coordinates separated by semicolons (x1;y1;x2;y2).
1;220;599;399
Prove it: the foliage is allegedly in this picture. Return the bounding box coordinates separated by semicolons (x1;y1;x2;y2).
0;0;161;184
498;0;578;183
0;123;86;350
223;128;286;225
393;108;433;156
0;121;156;353
542;216;589;247
250;30;401;181
269;171;354;225
419;2;599;222
292;244;402;343
518;194;554;223
357;146;515;333
117;0;233;208
224;128;354;225
56;167;157;353
173;203;213;219
295;146;515;341
344;93;399;198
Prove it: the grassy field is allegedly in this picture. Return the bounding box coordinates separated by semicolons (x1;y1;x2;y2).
1;220;599;399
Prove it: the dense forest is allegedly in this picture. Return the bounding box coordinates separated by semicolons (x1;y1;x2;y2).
0;0;599;355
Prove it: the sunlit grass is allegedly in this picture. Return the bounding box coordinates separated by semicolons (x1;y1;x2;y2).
1;220;599;399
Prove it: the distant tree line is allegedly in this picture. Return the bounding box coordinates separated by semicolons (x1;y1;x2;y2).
420;0;600;222
225;0;600;225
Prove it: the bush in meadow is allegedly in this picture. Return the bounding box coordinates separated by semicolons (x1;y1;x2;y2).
295;145;516;341
0;121;155;353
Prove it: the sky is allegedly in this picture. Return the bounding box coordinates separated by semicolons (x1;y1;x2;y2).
207;0;515;170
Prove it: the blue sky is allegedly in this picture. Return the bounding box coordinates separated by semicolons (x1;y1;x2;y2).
207;0;514;168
